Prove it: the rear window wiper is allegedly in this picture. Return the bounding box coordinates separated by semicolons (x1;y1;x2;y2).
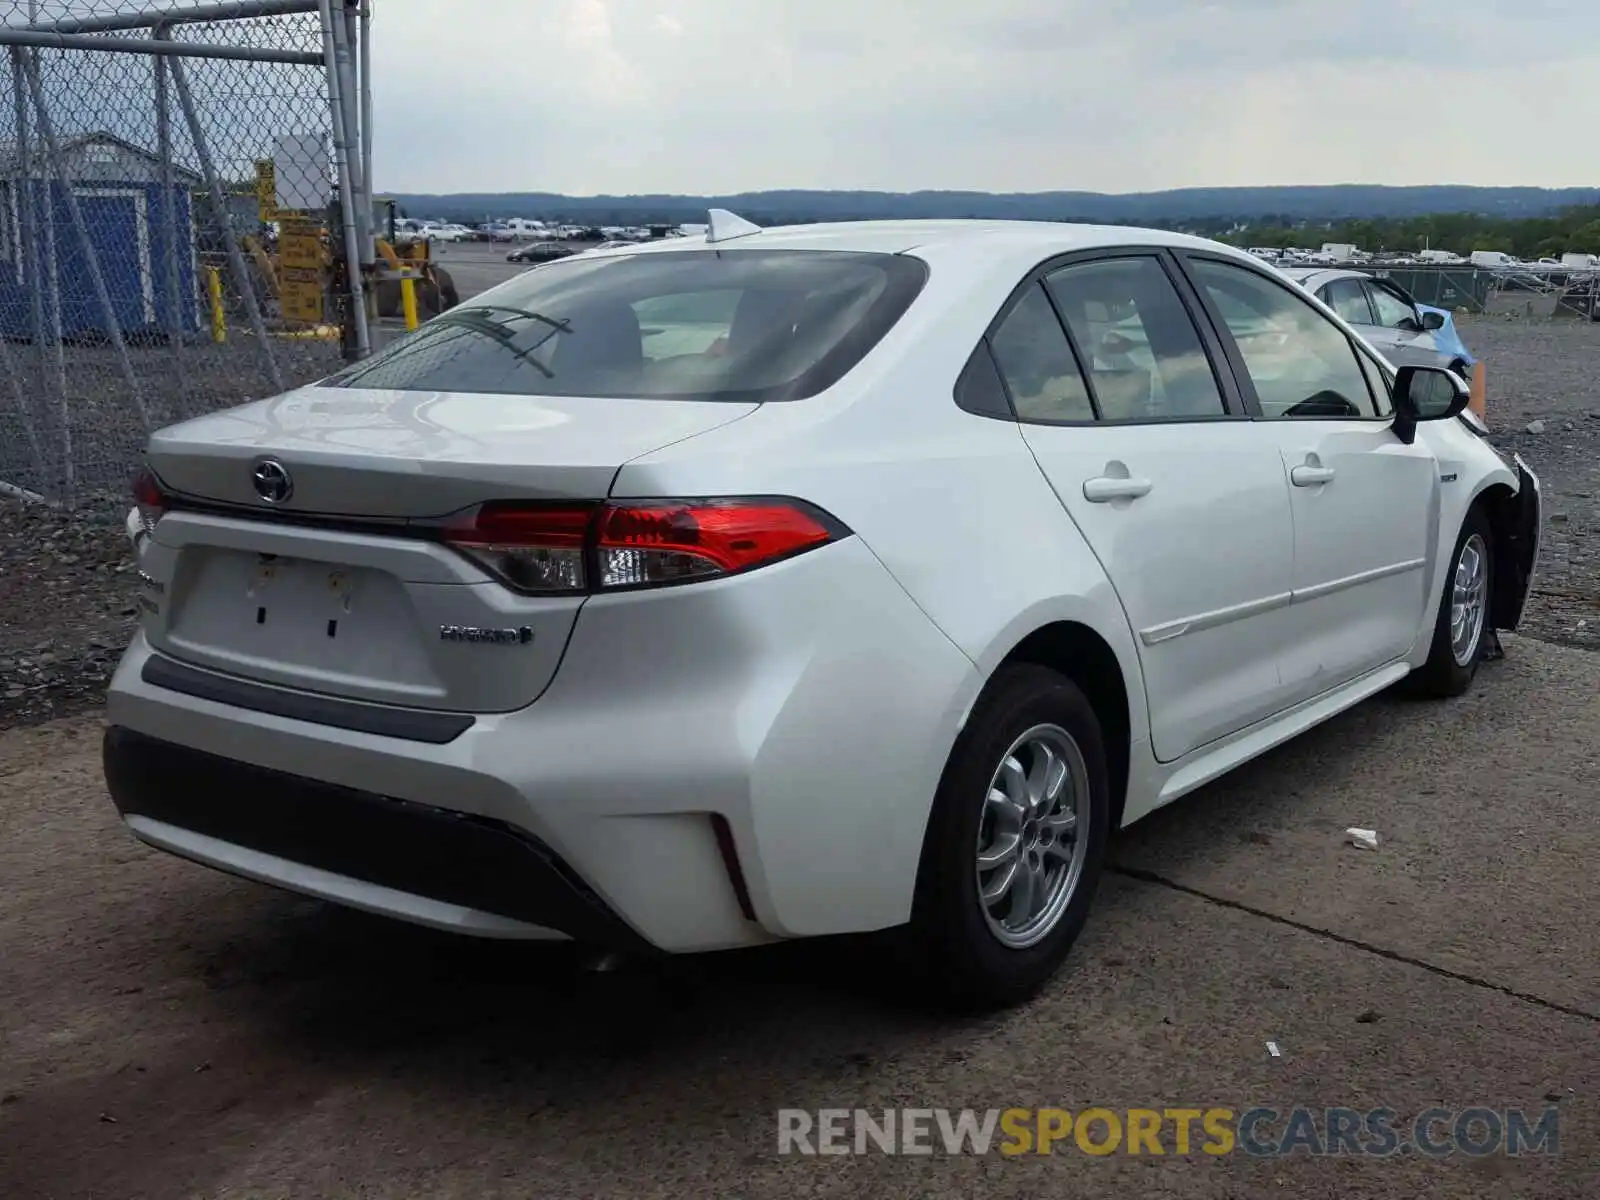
453;304;573;335
426;308;559;378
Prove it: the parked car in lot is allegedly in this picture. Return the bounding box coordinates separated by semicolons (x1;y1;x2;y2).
1278;266;1478;375
420;223;473;243
107;217;1540;1011
507;240;578;264
1414;302;1477;373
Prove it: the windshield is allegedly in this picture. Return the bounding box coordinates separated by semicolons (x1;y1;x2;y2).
325;248;928;402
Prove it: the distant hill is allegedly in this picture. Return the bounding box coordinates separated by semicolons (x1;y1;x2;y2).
389;185;1600;226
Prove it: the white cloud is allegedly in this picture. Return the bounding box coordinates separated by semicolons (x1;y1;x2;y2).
369;0;1600;194
562;0;645;104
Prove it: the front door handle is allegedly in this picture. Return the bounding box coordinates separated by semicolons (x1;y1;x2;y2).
1291;464;1336;487
1083;476;1153;503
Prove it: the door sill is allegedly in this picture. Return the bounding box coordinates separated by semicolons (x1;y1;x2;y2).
1157;659;1411;805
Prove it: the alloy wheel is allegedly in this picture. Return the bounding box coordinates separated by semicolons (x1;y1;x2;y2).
1450;533;1489;667
975;723;1092;949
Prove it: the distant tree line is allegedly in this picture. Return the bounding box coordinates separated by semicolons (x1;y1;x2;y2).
399;188;1600;259
395;184;1599;230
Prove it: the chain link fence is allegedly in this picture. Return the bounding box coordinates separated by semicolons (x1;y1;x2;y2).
1371;267;1497;313
0;0;371;513
1372;264;1600;321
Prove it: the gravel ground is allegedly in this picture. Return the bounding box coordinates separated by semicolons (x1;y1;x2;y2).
0;498;138;727
1;306;1597;1197
2;637;1596;1198
1;312;1595;731
1454;315;1600;651
0;340;343;504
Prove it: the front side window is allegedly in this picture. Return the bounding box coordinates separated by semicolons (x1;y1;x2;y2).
1044;257;1227;420
324;249;927;402
1189;258;1379;420
1357;350;1394;417
1367;283;1418;330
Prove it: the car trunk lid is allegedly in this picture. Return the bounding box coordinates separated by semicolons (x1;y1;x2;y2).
138;385;757;713
146;383;759;517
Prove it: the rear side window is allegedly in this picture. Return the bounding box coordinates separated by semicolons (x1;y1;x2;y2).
988;284;1094;422
1322;278;1375;325
1044;257;1227;420
955;342;1013;418
324;249;928;402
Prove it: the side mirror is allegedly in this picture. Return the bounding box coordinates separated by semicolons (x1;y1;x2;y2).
1392;365;1470;445
1420;310;1446;331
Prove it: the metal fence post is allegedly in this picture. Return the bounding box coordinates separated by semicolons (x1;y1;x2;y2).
6;47;50;494
25;0;323;35
164;41;287;394
11;45;68;499
318;0;370;358
152;28;190;412
32;47;65;470
338;0;371;265
358;0;372;259
0;0;353;507
22;48;155;492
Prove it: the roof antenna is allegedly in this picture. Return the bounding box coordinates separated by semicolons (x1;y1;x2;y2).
706;208;761;244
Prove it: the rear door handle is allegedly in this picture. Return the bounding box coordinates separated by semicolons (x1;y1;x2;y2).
1291;464;1336;487
1083;476;1153;503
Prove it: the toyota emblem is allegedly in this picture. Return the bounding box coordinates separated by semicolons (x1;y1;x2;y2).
252;458;293;504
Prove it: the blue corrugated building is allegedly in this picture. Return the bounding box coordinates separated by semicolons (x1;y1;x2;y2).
0;131;203;340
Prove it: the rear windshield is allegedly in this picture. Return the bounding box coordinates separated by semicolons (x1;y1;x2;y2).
324;248;928;402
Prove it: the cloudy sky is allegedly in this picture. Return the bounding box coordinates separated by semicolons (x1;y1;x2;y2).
373;0;1600;195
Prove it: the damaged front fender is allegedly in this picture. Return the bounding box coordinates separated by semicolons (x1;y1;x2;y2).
1484;456;1542;633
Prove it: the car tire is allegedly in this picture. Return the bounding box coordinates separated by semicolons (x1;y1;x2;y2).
1406;506;1494;698
904;663;1110;1012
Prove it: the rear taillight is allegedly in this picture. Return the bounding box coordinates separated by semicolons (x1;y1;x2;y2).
440;498;846;595
132;465;165;511
442;503;590;593
129;466;167;554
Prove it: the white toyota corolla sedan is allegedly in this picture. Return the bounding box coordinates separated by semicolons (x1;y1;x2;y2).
105;214;1542;1010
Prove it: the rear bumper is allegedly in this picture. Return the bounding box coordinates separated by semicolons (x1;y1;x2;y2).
104;536;981;952
104;726;649;948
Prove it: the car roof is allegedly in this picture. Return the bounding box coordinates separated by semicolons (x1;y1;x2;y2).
572;218;1251;262
1277;266;1371;289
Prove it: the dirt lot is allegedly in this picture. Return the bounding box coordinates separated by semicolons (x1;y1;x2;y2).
1458;315;1600;650
1;638;1596;1198
0;306;1596;1198
0;337;345;508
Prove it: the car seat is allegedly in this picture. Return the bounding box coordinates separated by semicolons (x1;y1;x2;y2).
550;301;644;378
